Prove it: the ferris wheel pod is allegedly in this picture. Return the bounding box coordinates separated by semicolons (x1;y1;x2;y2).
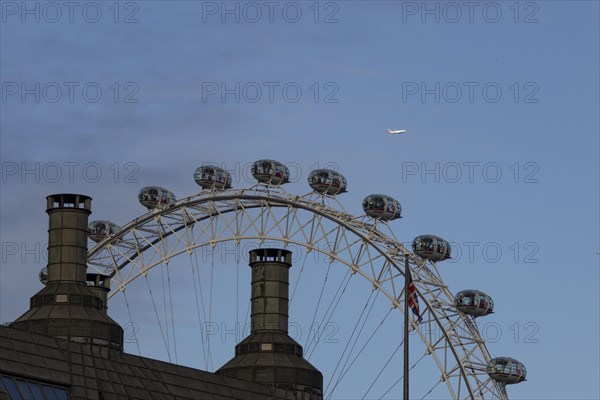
251;160;290;185
193;165;232;190
137;186;177;209
39;267;48;285
455;289;494;317
308;169;348;195
88;220;120;242
362;194;402;221
487;357;527;384
412;235;451;262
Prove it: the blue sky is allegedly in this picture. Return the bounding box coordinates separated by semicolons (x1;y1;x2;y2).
1;1;599;399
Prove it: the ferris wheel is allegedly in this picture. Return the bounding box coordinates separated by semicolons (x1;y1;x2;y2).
85;160;526;400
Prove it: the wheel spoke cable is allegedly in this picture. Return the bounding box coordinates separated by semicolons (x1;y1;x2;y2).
326;289;382;398
122;289;142;356
289;248;308;310
165;260;178;364
306;269;352;358
236;243;240;334
378;352;428;399
144;274;171;362
160;262;170;358
190;252;209;370
206;253;215;370
327;307;393;397
326;288;376;395
361;337;403;399
304;259;334;349
420;379;443;400
337;289;380;376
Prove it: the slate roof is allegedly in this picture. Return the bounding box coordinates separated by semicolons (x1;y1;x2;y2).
0;326;293;400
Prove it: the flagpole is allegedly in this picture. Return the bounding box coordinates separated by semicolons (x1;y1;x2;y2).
404;253;409;400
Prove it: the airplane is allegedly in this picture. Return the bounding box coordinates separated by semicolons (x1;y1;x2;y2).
387;128;407;134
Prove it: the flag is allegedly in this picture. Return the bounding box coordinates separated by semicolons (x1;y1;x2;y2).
407;270;422;322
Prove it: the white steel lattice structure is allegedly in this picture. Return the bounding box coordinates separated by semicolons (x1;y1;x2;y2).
87;184;509;400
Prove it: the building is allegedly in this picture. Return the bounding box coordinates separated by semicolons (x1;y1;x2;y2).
0;194;322;400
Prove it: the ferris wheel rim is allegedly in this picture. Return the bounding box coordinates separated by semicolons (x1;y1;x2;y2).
87;186;506;400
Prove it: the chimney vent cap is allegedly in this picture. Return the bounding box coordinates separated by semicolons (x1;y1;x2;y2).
46;193;92;212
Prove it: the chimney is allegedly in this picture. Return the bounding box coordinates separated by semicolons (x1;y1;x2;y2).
10;194;124;352
45;194;91;284
217;248;323;399
249;247;291;334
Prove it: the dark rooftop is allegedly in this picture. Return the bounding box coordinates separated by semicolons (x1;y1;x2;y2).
0;326;294;400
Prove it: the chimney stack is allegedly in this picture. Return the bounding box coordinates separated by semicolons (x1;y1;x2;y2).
217;249;323;399
45;194;91;284
249;247;291;334
10;194;123;352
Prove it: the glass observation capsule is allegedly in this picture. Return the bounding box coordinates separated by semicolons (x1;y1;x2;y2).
487;357;527;384
138;186;176;209
455;289;494;317
251;159;290;185
194;165;232;190
308;169;348;195
39;267;48;285
88;220;120;242
412;235;451;262
362;194;402;221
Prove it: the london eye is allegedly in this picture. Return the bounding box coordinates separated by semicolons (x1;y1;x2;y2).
83;160;526;399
